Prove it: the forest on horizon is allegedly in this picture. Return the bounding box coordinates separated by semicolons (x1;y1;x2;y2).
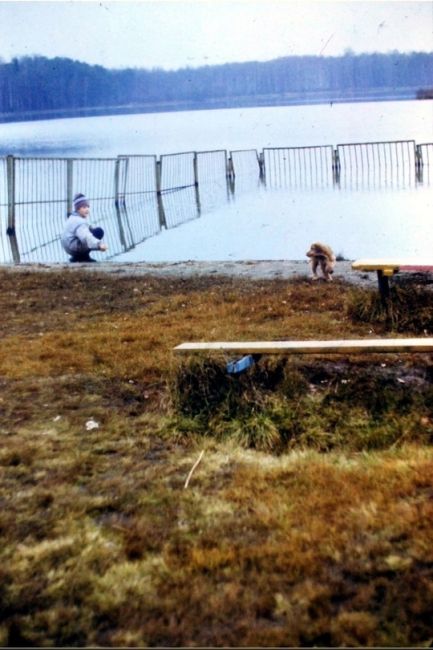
1;50;432;121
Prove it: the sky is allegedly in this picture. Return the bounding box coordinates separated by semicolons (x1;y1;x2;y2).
0;0;431;71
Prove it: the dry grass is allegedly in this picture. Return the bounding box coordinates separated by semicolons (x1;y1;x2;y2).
347;274;433;333
1;268;433;646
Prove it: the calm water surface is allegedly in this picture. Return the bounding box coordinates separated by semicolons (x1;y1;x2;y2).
1;100;432;157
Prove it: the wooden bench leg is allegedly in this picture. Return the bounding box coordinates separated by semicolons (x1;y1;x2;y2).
377;270;390;306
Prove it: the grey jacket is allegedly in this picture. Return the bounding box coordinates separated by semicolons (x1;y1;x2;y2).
61;213;101;255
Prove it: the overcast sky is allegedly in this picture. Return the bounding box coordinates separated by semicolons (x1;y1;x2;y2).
0;1;431;70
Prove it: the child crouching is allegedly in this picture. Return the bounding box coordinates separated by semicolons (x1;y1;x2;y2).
61;193;108;263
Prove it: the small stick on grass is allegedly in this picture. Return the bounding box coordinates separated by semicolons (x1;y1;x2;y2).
184;450;205;489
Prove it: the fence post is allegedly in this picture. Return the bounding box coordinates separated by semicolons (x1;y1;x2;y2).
114;157;122;206
155;157;167;229
332;148;341;184
66;159;73;214
258;151;265;181
227;155;235;180
193;152;199;187
193;152;201;216
415;144;423;183
6;155;15;234
6;155;20;263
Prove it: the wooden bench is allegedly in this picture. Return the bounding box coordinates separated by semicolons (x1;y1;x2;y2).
352;258;433;303
174;339;433;373
174;338;433;355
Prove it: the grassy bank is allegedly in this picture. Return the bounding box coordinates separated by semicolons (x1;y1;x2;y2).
1;268;432;646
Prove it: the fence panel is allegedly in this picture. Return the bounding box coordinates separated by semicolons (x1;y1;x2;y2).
229;149;259;176
69;157;131;258
227;149;263;195
10;157;129;262
13;157;69;262
418;143;433;186
195;150;229;213
160;152;195;191
337;140;416;188
419;143;433;166
71;157;118;202
117;155;157;197
196;150;227;184
263;146;334;188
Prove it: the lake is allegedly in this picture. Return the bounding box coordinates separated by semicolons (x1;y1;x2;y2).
0;99;432;263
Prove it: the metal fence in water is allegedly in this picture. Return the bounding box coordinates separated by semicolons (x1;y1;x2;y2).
118;154;157;197
0;140;431;263
12;157;69;262
197;150;228;184
228;150;263;194
229;149;259;175
115;155;161;250
336;140;417;188
418;143;433;185
263;146;335;188
196;150;230;213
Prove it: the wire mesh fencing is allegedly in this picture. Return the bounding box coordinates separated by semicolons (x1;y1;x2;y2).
160;152;196;192
263;146;335;189
196;150;227;184
112;155;163;252
227;149;264;195
196;150;230;213
418;143;433;185
12;157;69;262
71;158;119;203
229;149;260;176
0;140;431;264
419;143;433;166
117;155;157;199
336;140;417;188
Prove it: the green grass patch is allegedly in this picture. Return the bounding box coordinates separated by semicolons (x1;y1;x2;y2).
169;356;433;452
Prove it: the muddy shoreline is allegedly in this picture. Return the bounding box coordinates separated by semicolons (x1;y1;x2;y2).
0;260;377;287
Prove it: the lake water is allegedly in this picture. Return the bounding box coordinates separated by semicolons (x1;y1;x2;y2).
0;99;432;263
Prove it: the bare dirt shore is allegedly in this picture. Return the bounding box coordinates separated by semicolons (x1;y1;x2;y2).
0;260;377;287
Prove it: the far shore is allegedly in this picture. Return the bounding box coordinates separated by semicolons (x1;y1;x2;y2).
0;88;418;126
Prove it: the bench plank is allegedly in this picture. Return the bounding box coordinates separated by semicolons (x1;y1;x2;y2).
174;339;433;355
352;258;433;304
352;259;433;276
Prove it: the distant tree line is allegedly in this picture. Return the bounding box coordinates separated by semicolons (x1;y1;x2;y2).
0;51;432;116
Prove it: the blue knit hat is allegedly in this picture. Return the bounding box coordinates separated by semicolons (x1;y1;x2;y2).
73;193;89;211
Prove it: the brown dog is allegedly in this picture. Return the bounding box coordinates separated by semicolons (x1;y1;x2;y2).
306;242;336;281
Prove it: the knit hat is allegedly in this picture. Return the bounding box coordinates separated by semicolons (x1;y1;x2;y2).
73;193;89;211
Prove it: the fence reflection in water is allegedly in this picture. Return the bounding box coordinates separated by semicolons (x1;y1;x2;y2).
0;140;431;264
